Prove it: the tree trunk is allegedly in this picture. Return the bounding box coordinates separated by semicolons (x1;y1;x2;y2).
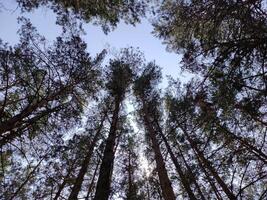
155;121;197;200
0;85;73;146
93;97;121;200
0;104;63;147
143;115;176;200
68;116;105;200
127;150;134;199
85;157;101;200
219;124;267;163
181;127;237;200
54;163;74;200
175;140;206;200
9;157;44;200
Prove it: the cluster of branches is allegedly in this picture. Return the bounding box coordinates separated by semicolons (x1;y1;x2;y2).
0;0;267;200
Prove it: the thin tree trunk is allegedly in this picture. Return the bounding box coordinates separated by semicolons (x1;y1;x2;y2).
53;177;67;200
219;124;267;163
181;127;236;200
175;139;206;200
0;104;63;147
9;157;44;200
54;160;76;200
155;121;197;200
85;157;101;200
143;114;176;200
127;149;134;199
0;86;69;134
93;97;121;200
68;116;105;200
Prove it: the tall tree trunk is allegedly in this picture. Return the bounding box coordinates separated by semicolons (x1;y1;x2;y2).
0;85;71;135
175;139;206;200
0;105;63;147
85;157;101;200
181;127;237;200
93;97;121;200
68;116;105;200
54;160;77;200
201;100;267;163
143;114;176;200
155;121;197;200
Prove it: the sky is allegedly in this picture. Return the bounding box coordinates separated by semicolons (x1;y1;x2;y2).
0;0;191;87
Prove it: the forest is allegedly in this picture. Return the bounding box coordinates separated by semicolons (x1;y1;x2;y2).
0;0;266;199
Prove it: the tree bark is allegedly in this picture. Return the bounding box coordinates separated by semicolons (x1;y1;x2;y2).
93;97;121;200
175;139;206;200
0;85;73;146
85;157;101;200
54;161;76;200
68;116;105;200
143;114;176;200
155;121;197;200
181;127;237;200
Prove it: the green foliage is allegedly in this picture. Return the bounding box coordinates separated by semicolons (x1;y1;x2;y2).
17;0;148;33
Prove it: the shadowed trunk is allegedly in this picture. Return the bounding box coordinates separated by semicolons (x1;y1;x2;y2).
175;139;206;200
155;121;197;200
68;115;105;200
85;157;101;200
93;96;121;200
143;114;176;200
54;160;77;200
181;127;236;200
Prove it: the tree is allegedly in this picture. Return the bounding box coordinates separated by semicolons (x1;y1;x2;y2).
165;79;267;199
67;102;107;200
0;19;102;147
93;48;143;200
115;132;143;200
16;0;148;33
153;0;267;131
134;63;176;200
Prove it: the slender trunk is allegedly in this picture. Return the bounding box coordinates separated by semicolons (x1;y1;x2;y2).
54;160;76;200
53;177;67;200
181;128;236;200
68;116;105;200
85;157;101;200
0;105;63;147
143;115;176;200
175;140;206;200
197;154;223;200
146;179;150;200
93;97;121;200
0;86;70;135
201;100;267;163
155;121;197;200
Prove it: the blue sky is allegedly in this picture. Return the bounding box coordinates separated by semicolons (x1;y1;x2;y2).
0;0;191;86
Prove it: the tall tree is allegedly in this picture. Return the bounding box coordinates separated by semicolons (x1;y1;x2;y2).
165;79;267;199
93;49;142;200
67;102;108;200
0;19;102;147
134;63;176;200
